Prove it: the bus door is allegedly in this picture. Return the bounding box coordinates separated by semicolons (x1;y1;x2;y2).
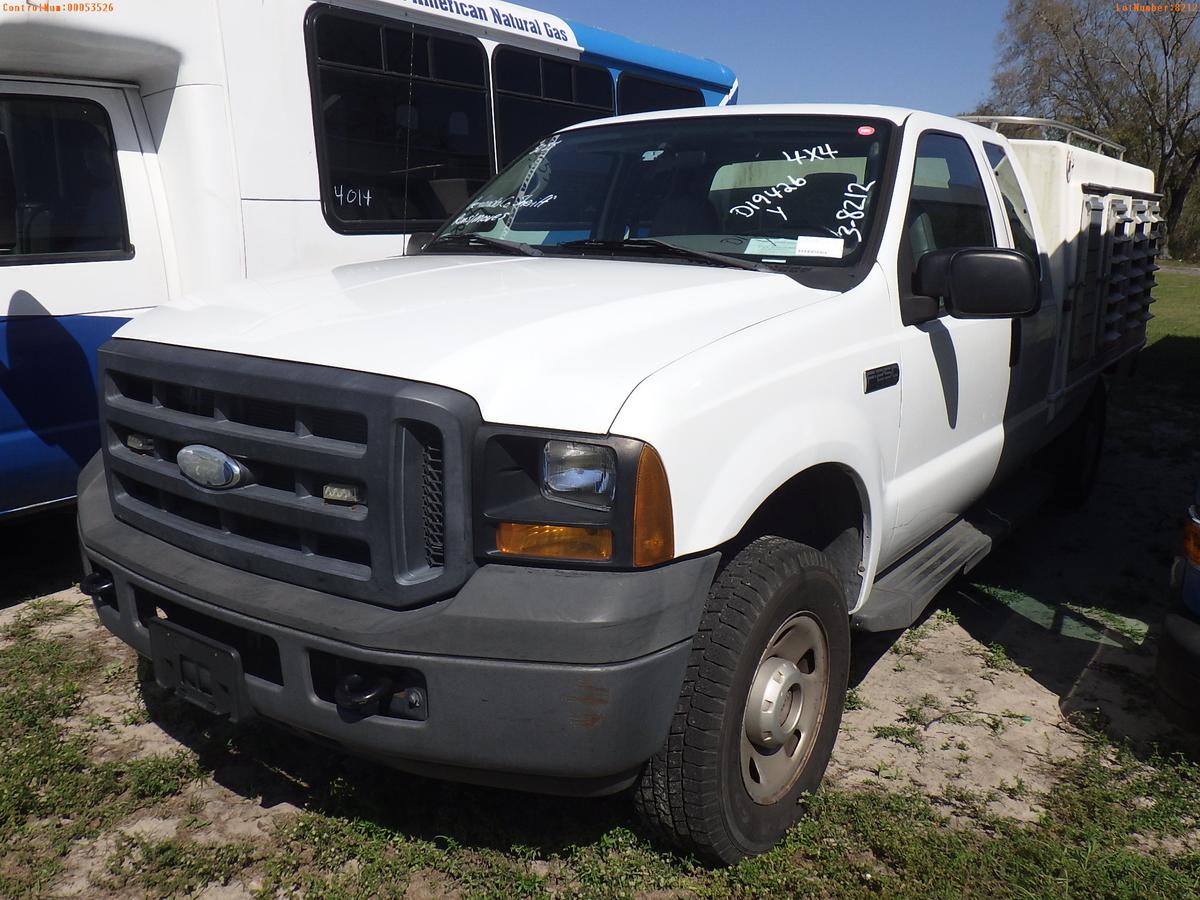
0;78;168;516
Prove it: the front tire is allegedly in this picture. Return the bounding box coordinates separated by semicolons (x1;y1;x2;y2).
634;536;850;864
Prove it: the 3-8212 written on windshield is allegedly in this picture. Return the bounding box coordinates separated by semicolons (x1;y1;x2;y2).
836;181;875;242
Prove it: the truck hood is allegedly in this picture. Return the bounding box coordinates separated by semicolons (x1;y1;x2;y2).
117;255;835;434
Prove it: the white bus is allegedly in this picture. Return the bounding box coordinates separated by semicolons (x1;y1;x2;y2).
0;0;737;519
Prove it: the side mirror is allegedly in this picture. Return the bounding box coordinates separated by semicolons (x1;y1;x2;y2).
914;248;1039;319
0;132;16;253
407;231;434;254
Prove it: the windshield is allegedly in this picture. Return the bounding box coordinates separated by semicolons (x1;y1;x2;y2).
430;115;893;268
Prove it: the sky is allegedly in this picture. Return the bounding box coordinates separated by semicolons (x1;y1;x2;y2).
532;0;1011;116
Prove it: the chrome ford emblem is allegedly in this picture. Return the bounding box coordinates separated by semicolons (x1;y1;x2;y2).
177;445;246;490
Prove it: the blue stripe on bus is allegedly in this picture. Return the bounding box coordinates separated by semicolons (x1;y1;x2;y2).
567;20;736;92
0;313;128;516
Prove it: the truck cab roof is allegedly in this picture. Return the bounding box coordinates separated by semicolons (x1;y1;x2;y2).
559;103;975;134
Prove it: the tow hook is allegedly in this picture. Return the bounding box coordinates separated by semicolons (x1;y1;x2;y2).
333;673;425;718
334;673;394;713
80;570;116;605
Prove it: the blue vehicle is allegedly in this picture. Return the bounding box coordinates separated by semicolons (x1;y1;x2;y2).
0;0;737;520
1157;482;1200;720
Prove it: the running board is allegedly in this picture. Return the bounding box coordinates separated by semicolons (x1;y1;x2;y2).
851;470;1054;633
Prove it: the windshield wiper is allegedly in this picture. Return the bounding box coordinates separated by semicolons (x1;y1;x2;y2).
424;233;543;257
555;238;775;273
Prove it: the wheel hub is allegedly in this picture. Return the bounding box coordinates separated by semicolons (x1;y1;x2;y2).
745;657;805;751
739;611;830;804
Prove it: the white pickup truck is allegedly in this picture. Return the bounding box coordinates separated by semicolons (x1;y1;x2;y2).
76;104;1161;863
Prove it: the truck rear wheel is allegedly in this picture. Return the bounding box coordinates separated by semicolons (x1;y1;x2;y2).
1047;382;1107;508
634;536;850;864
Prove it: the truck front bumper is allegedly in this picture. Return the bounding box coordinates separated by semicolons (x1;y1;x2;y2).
77;456;719;795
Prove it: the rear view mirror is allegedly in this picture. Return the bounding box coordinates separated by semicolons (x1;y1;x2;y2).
914;248;1039;319
0;131;15;253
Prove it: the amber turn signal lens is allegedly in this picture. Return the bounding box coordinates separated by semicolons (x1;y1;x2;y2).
633;444;674;567
1185;509;1200;567
496;522;613;561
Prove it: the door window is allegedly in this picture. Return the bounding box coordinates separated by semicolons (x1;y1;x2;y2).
904;132;993;265
0;96;130;261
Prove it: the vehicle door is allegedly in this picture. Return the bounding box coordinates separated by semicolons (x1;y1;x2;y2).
0;78;167;516
888;120;1014;557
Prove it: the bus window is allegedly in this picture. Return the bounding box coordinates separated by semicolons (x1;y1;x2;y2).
0;96;129;260
617;75;704;115
315;15;382;69
308;10;492;232
493;47;614;168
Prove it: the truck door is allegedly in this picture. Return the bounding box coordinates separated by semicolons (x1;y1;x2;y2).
0;79;167;517
889;126;1014;557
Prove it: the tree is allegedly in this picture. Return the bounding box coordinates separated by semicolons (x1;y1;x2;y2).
984;0;1200;257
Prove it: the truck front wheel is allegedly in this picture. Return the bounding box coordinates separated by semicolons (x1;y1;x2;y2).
634;536;850;864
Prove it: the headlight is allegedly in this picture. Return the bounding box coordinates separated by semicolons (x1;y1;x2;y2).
541;440;616;510
476;430;673;568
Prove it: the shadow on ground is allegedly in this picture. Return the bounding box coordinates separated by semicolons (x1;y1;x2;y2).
0;507;80;609
896;367;1197;758
137;672;633;859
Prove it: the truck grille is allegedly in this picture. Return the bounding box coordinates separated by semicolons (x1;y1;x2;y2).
99;341;479;608
420;434;446;568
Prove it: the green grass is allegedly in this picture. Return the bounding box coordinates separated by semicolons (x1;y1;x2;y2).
844;686;869;710
240;747;1200;898
1157;257;1200;270
102;835;259;896
1149;271;1200;330
0;603;204;896
125;751;201;801
1062;603;1150;645
872;724;926;752
890;608;959;667
1136;271;1200;405
971;641;1029;678
889;690;1024;742
243;745;1200;899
